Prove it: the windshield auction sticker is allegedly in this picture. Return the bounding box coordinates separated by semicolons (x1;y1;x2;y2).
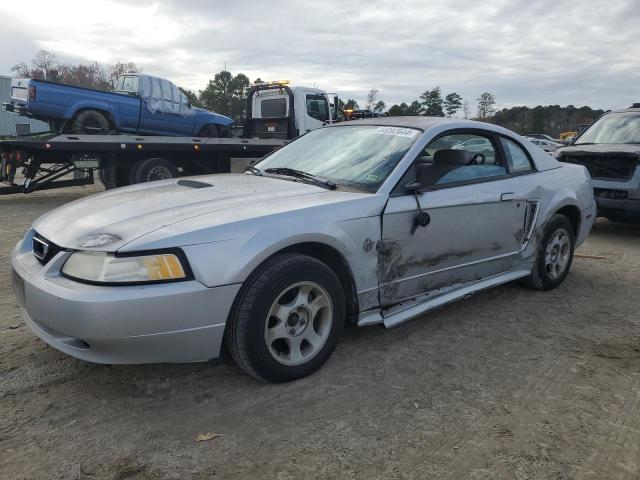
375;127;419;138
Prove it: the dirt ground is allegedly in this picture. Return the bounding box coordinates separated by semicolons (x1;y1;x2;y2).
1;184;639;480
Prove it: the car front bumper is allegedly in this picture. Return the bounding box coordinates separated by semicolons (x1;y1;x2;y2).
593;177;640;219
11;232;241;364
597;198;640;219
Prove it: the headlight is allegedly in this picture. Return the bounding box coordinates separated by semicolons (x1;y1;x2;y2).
61;251;189;285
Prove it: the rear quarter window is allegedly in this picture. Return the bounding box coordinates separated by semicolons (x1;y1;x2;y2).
501;138;534;172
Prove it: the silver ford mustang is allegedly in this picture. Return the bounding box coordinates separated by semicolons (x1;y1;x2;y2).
11;117;596;382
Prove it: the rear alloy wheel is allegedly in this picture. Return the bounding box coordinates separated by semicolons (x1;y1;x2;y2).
227;253;345;382
130;157;179;184
520;214;575;291
71;110;110;134
544;229;571;280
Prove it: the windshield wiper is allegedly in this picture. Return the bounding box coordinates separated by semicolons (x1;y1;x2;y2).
264;167;336;190
242;164;262;175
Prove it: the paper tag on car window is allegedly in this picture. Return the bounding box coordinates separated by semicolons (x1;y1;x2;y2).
375;127;418;138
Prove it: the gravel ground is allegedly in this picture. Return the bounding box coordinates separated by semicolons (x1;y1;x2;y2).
1;184;639;480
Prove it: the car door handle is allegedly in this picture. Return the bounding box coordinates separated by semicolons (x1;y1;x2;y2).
500;192;519;201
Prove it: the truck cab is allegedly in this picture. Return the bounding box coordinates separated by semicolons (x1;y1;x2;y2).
243;81;337;140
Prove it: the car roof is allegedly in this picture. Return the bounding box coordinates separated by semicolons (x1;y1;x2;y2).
336;116;543;142
338;116;463;129
335;116;561;172
335;116;521;135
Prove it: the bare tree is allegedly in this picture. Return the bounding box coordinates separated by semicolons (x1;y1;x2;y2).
34;49;58;79
11;49;141;91
462;101;471;119
109;61;141;84
57;62;111;90
11;49;59;80
365;88;379;111
476;92;497;120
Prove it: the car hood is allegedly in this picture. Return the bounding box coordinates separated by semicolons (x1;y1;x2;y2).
557;144;640;157
33;174;361;251
194;107;234;126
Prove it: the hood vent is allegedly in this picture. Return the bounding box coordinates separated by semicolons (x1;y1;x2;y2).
177;179;213;189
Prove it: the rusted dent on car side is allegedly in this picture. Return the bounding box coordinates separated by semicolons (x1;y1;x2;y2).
516;217;547;264
357;289;380;312
376;237;505;302
377;238;482;284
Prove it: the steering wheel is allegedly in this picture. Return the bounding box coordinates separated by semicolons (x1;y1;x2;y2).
471;153;486;165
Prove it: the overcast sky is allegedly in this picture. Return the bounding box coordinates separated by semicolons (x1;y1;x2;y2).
1;0;638;111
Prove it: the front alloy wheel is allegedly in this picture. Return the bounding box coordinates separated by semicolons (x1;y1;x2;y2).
226;253;345;382
265;282;333;366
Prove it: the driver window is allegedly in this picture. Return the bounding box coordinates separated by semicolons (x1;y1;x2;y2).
415;133;506;187
119;76;139;93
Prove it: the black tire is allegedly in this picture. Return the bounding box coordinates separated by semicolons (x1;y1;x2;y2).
520;214;575;291
198;124;219;138
129;157;179;184
226;253;346;382
98;160;130;189
70;110;110;134
98;167;116;190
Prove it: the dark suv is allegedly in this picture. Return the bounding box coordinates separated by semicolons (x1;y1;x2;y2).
555;106;640;221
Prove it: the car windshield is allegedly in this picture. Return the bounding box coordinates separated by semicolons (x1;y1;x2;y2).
255;125;420;190
574;112;640;145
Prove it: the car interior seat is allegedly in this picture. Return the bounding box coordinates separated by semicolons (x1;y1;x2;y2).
416;149;474;186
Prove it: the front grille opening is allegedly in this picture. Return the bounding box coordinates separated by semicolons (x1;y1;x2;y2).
562;156;639;181
32;232;62;265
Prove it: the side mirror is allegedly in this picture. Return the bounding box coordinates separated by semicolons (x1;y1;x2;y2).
404;164;429;193
405;180;424;193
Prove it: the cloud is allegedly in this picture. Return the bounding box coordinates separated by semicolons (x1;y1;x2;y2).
0;0;638;110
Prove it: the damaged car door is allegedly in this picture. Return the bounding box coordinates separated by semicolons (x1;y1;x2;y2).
379;132;529;305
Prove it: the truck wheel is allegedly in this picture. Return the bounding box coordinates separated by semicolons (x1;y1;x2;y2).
98;167;117;190
130;158;179;184
198;124;220;138
71;110;110;134
226;253;345;382
99;162;132;189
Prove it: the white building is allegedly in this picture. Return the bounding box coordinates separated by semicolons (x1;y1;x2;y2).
0;75;50;136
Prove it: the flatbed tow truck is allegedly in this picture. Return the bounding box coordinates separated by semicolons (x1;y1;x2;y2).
0;81;340;194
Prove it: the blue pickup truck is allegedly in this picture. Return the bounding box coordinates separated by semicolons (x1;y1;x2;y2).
3;74;234;137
